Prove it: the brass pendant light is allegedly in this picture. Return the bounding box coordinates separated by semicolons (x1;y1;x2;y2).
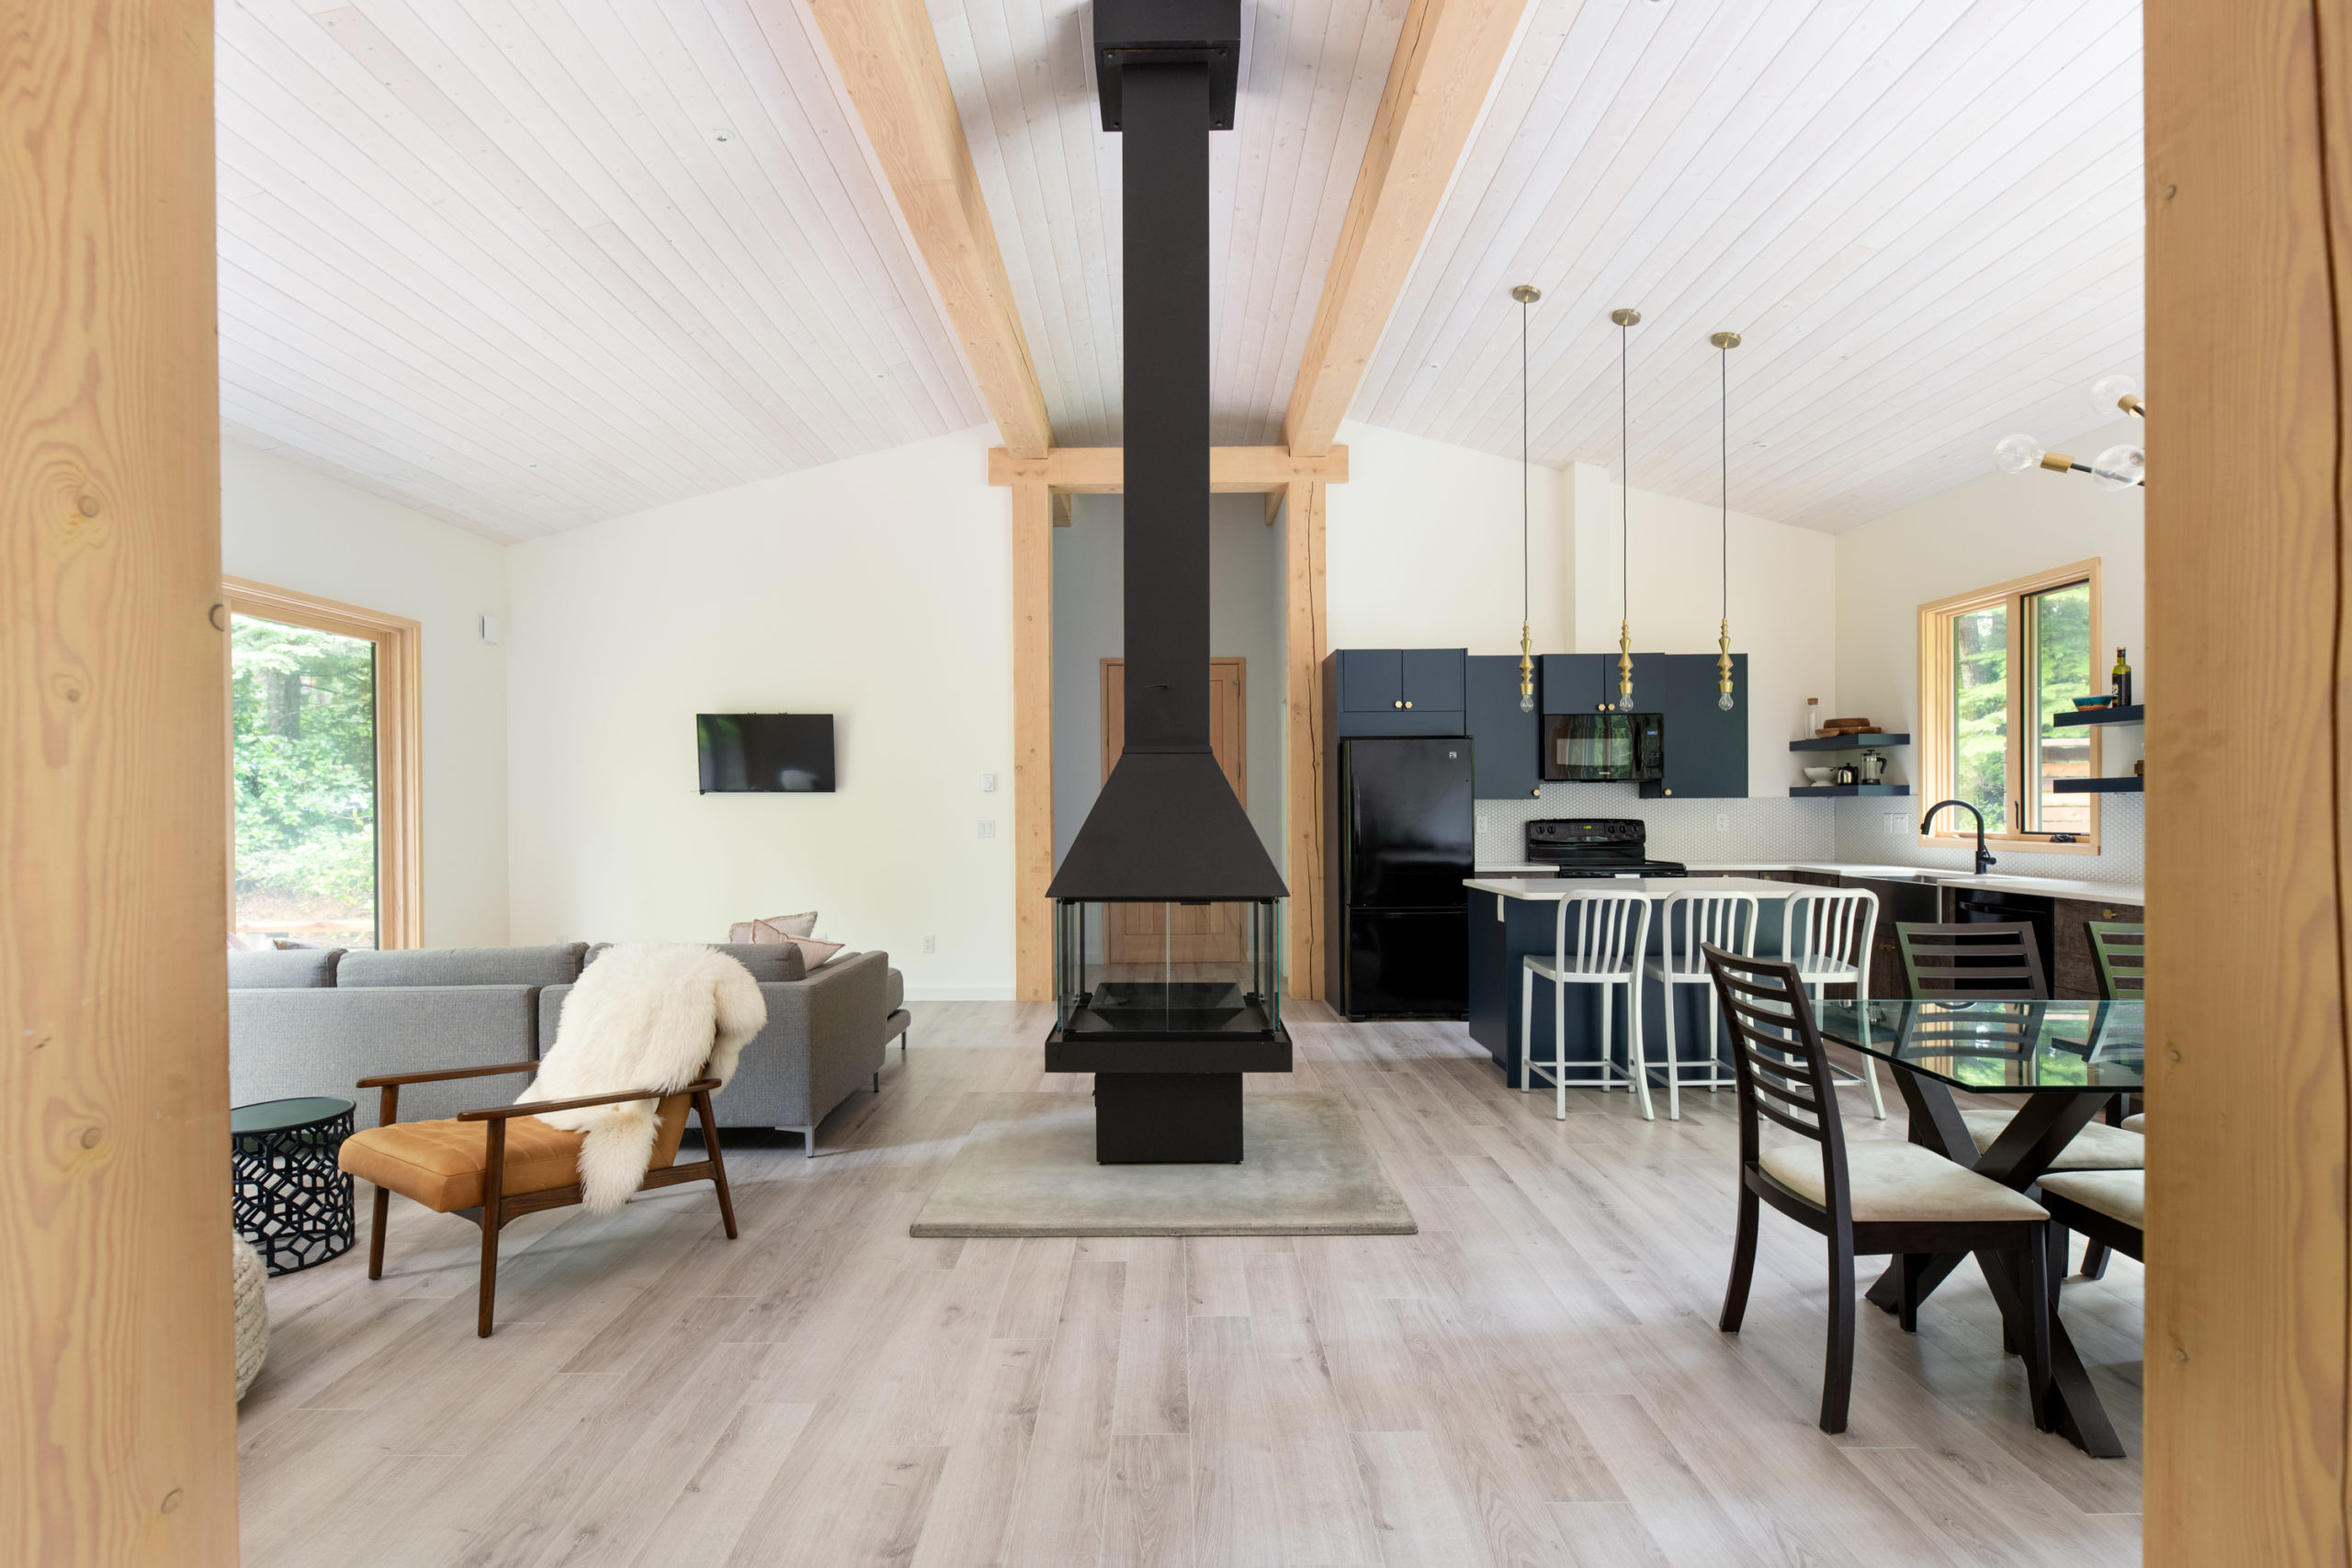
1513;284;1540;714
1611;307;1641;711
1711;330;1741;711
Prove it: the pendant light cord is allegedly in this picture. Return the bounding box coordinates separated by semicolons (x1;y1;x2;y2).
1720;343;1728;621
1521;297;1529;626
1620;321;1628;621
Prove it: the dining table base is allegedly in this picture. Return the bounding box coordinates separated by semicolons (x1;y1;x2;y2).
1864;1072;2127;1458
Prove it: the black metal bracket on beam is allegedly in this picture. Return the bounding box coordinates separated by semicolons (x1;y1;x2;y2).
1093;0;1242;130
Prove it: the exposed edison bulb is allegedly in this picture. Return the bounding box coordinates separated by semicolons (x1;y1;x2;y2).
1519;691;1534;713
2091;373;2140;415
1717;691;1736;711
1618;685;1635;711
1992;433;2045;474
2090;443;2145;491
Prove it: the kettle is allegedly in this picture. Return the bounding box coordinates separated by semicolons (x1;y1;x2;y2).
1859;749;1888;785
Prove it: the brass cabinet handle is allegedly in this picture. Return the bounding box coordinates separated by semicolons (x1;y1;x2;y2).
1404;701;1413;709
1393;700;1402;708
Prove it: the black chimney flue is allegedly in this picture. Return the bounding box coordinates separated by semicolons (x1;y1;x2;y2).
1046;0;1284;905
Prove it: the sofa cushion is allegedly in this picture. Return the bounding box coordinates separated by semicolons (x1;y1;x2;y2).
232;986;540;1127
582;942;804;983
228;947;345;988
885;967;904;1016
338;943;587;988
1758;1139;2049;1224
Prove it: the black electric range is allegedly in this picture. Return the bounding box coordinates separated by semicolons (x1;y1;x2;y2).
1523;818;1689;878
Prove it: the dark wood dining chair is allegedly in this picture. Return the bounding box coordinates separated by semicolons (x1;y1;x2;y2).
1703;945;2055;1435
337;1062;738;1337
1894;920;2048;998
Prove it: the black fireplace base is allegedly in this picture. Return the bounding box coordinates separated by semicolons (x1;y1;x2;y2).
1093;1071;1243;1163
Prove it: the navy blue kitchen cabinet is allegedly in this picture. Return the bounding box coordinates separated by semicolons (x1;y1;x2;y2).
1464;655;1542;798
1540;652;1611;714
1640;652;1748;799
1333;649;1465;737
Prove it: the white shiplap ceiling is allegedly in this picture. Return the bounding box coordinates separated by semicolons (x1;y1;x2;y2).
215;0;985;539
217;0;2143;538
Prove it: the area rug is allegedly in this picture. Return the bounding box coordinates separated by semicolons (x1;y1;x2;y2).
910;1091;1418;1237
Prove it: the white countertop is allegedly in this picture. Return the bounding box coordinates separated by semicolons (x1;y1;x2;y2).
1464;875;1794;901
1674;861;2144;908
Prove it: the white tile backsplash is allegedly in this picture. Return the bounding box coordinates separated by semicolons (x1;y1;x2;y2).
1476;785;1836;867
1831;793;2144;886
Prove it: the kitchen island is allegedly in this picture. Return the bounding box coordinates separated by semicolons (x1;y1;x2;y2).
1464;876;1800;1086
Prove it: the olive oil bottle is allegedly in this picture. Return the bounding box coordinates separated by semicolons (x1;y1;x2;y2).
2109;647;2132;707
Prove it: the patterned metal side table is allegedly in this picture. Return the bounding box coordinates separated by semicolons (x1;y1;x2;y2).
232;1096;357;1275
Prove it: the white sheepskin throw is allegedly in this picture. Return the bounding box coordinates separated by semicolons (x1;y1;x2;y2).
523;942;766;1214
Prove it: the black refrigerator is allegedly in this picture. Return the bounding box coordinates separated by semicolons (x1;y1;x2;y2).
1329;737;1474;1020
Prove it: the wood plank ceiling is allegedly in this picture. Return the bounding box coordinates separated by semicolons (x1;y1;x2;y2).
215;0;986;539
219;0;2142;538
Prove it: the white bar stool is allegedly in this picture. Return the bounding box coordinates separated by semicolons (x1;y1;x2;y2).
1521;887;1655;1122
1782;886;1887;1119
1642;891;1761;1121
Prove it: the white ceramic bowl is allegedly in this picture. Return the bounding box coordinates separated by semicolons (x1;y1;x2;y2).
1802;766;1837;784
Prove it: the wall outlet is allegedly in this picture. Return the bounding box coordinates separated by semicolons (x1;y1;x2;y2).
478;614;501;645
978;819;996;839
980;773;997;793
1715;813;1729;832
1883;812;1905;835
922;935;935;953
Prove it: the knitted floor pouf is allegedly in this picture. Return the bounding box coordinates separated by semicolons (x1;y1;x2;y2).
232;1235;270;1399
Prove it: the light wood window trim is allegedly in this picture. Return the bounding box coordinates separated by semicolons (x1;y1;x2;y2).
1915;558;2103;855
222;577;424;948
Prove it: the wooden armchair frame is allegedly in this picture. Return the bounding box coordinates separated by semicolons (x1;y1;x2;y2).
356;1062;739;1337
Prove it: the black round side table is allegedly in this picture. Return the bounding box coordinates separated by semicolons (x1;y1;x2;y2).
232;1096;357;1276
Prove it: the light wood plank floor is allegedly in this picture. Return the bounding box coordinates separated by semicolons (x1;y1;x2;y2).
240;1001;2143;1567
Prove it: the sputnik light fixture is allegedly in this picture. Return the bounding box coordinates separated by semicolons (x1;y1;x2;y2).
1511;285;1542;713
1993;374;2146;491
1611;307;1641;711
1711;329;1741;712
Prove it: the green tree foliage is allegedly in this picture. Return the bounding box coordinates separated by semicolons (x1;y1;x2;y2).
1949;583;2092;836
232;616;376;911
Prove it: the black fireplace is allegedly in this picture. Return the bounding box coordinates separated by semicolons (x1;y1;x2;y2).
1043;0;1290;1164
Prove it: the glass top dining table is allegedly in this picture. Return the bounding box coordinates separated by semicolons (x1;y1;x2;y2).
1811;998;2144;1096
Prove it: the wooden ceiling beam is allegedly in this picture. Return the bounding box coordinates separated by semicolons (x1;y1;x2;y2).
989;446;1350;495
1281;0;1533;457
806;0;1053;457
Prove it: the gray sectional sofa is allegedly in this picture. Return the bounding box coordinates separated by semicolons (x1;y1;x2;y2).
228;941;910;1152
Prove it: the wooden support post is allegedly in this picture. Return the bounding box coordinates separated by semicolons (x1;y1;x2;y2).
1011;475;1055;1002
2;0;239;1560
1283;479;1329;1001
2143;1;2351;1561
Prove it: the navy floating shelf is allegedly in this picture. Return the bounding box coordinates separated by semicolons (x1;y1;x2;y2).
2053;705;2144;728
2052;776;2144;794
1788;784;1911;797
1790;733;1910;751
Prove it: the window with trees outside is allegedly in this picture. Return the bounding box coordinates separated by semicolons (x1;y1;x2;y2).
1917;559;2102;852
224;579;422;949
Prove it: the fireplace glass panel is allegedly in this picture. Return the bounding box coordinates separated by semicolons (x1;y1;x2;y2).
1054;897;1283;1040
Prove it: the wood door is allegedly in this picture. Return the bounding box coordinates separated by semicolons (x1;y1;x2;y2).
1100;658;1248;964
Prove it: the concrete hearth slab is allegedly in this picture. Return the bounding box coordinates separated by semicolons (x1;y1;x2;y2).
909;1091;1418;1237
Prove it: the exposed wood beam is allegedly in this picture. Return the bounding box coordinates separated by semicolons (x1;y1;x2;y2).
1282;479;1329;1000
1009;476;1054;1001
806;0;1053;457
4;0;240;1558
989;446;1350;494
2143;1;2349;1562
1281;0;1532;457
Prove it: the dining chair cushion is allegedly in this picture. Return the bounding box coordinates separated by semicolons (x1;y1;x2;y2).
1959;1110;2144;1170
1758;1138;2049;1224
340;1094;691;1213
2036;1168;2144;1232
2122;1112;2145;1133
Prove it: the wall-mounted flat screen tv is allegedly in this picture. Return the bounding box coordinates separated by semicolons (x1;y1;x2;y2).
697;713;835;794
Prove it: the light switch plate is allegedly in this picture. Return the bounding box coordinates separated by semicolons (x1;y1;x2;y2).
980;773;997;793
1715;813;1729;832
922;935;935;953
978;819;996;839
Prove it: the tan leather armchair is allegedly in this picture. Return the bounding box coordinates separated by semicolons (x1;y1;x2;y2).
337;1061;738;1337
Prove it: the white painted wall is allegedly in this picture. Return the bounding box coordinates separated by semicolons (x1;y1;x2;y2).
1830;416;2146;886
1324;420;1571;654
1571;462;1838;798
1052;493;1285;869
220;439;511;946
503;427;1016;998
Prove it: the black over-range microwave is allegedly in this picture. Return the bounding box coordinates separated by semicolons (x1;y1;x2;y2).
1542;711;1664;783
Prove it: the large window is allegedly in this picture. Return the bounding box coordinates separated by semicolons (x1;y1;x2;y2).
1917;560;2101;851
224;579;421;948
